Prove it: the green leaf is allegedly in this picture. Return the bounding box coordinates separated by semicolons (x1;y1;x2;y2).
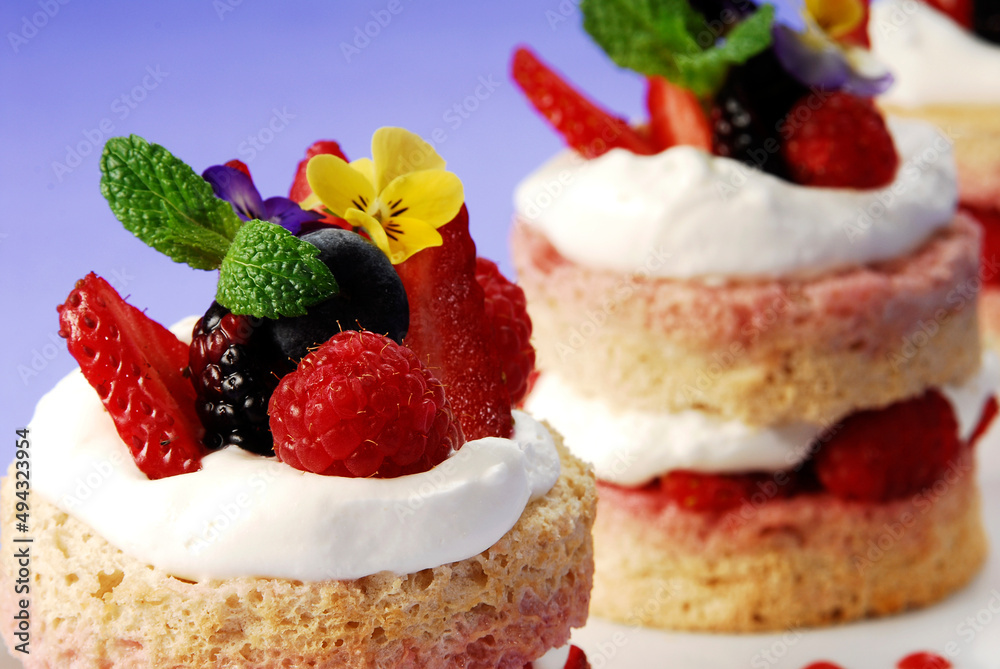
216;220;339;318
100;135;243;270
582;0;774;97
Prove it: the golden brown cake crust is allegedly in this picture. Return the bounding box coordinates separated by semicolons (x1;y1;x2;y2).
0;440;596;669
513;216;983;426
590;459;987;632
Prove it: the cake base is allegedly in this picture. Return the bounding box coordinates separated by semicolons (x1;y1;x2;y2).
0;442;595;669
590;462;986;633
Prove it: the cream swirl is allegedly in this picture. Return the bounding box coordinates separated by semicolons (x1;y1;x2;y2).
514;118;956;280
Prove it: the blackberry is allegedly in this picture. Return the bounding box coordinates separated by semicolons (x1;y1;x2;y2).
189;302;291;455
710;51;809;179
974;0;1000;43
267;228;409;362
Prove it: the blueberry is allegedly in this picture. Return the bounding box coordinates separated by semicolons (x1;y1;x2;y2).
267;228;409;362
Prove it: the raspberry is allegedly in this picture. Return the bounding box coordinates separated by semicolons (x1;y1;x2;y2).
782;92;899;189
57;273;206;479
475;258;535;406
960;205;1000;287
646;76;712;152
658;470;795;513
189;302;290;455
269;331;462;478
814;390;961;502
396;205;513;440
511;47;654;159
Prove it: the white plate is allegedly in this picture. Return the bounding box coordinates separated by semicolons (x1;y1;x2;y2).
5;433;1000;669
569;424;1000;669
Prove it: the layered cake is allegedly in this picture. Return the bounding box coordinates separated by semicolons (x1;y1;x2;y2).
1;129;595;667
870;0;1000;348
511;0;997;631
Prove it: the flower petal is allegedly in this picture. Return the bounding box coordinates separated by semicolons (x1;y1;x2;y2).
380;170;464;229
382;216;444;264
371;127;446;192
772;24;894;95
344;209;391;258
805;0;864;39
306;154;377;219
202;165;265;221
262;196;323;235
350;158;376;186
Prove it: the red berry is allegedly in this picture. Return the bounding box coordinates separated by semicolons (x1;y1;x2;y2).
658;470;793;513
269;331;462;478
898;651;952;669
802;663;846;669
782;92;899;189
960;205;1000;287
922;0;974;28
224;159;251;178
840;0;872;47
523;645;590;669
57;273;206;479
475;258;535;406
815;391;961;502
288;140;349;203
646;76;712;153
396;205;513;440
969;396;998;448
511;46;654;159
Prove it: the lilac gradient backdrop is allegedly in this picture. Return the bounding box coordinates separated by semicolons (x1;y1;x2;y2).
0;0;646;446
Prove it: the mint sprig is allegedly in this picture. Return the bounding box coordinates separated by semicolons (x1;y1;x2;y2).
100;134;339;317
582;0;774;97
216;220;339;319
100;135;243;269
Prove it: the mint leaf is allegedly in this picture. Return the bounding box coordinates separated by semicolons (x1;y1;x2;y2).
100;135;243;270
582;0;774;97
216;220;338;318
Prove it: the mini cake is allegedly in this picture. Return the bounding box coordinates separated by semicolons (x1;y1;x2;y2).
1;129;595;667
511;0;996;632
870;0;1000;348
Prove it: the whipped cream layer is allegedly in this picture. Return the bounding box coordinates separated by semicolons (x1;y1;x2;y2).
526;355;997;486
30;370;560;582
515;118;956;280
871;0;1000;107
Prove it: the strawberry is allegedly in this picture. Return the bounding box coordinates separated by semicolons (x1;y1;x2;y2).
960;205;1000;287
782;92;899;189
840;0;872;47
968;396;998;448
658;470;795;513
814;390;961;502
512;47;654;159
288;140;349;203
224;159;251;178
395;205;513;440
646;76;712;152
57;273;206;479
269;331;461;478
523;645;590;669
897;651;952;669
475;257;535;406
923;0;974;28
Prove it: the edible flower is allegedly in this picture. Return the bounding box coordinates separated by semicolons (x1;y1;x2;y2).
303;127;464;264
763;0;893;96
203;161;321;235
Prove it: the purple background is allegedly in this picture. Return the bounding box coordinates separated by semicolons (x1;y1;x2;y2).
0;0;646;446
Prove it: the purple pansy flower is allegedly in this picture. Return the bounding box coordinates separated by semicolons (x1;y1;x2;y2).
755;0;893;96
203;164;321;235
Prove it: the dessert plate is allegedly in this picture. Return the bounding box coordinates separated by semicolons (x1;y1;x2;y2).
4;433;999;669
570;424;1000;669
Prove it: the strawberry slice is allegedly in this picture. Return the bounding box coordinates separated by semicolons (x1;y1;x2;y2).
289;140;349;203
522;645;591;669
923;0;973;29
395;205;513;440
646;76;712;152
512;46;654;159
58;273;206;479
960;205;1000;287
814;390;961;502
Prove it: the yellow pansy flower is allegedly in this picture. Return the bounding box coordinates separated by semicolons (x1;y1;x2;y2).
805;0;864;39
303;127;464;264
